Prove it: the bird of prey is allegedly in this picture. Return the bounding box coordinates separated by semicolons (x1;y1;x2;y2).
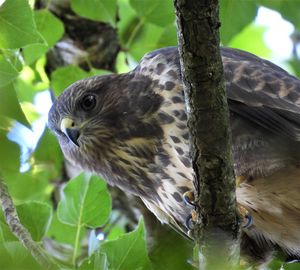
48;47;300;264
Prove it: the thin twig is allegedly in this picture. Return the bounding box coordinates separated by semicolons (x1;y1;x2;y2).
0;174;59;269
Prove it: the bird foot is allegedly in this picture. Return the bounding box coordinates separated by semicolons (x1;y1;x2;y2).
236;175;247;186
185;209;198;230
238;205;253;228
183;190;196;207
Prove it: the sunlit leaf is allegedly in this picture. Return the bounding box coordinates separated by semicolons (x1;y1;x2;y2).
57;173;111;228
51;66;90;96
70;0;117;26
259;0;300;30
220;0;258;45
2;169;52;203
129;0;175;27
101;219;152;270
129;23;165;61
0;83;30;127
34;128;63;179
0;55;19;87
51;65;110;96
0;131;20;172
16;201;52;242
229;23;271;59
47;212;85;246
23;9;64;64
0;0;44;49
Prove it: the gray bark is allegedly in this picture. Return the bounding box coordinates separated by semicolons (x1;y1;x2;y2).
173;0;240;268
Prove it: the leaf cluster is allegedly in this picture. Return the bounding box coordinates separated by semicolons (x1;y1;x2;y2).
0;0;299;269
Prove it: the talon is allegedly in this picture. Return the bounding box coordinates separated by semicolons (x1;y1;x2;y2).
183;190;196;207
185;209;198;230
236;175;246;187
243;214;253;228
185;214;194;230
238;205;253;229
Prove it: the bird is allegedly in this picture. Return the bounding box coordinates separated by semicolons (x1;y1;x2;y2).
48;46;300;265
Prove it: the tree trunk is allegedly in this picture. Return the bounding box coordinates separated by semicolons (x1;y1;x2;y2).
173;0;240;269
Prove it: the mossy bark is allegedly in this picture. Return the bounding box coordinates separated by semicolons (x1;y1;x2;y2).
173;0;240;268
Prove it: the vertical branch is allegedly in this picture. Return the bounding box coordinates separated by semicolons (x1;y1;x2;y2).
0;175;59;269
173;0;240;269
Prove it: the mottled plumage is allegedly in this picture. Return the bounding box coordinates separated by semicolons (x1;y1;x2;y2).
48;47;300;263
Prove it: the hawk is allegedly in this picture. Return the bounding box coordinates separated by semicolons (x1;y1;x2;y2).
48;47;300;264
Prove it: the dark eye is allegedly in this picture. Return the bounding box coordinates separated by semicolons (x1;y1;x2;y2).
81;95;96;112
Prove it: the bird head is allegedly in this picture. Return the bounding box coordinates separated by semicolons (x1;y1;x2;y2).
48;72;164;175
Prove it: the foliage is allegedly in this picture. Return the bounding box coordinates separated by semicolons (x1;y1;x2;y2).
0;0;299;269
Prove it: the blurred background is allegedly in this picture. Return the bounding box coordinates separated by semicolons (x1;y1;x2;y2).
0;0;300;269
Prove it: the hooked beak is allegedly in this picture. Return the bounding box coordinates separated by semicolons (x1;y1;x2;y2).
60;118;80;147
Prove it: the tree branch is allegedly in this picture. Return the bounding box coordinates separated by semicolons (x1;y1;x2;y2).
173;0;240;268
0;175;59;269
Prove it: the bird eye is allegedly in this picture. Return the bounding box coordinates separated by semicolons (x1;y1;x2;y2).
81;95;96;112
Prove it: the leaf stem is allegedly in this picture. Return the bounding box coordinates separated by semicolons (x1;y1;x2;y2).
0;174;59;269
72;222;82;267
126;18;145;49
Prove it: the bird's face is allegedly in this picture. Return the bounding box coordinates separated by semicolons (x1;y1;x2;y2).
48;72;163;175
48;74;131;172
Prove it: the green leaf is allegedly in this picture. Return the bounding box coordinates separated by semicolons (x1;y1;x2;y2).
129;23;165;61
228;23;271;59
70;0;117;26
23;9;64;64
0;0;44;49
157;24;177;48
2;169;52;203
0;241;41;270
220;0;258;45
51;66;90;96
0;131;20;172
259;0;300;30
51;65;110;96
16;201;52;242
57;173;111;227
149;225;194;270
34;128;63;179
0;55;18;87
101;219;152;270
79;252;108;270
129;0;175;27
0;83;30;127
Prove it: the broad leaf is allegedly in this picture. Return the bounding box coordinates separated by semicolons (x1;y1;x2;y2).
0;55;18;87
57;173;111;228
0;0;44;49
220;0;258;45
79;252;108;270
101;219;152;270
34;128;63;179
23;9;64;64
129;0;175;27
0;83;30;127
229;23;271;59
47;212;84;246
16;201;52;242
70;0;117;26
51;65;110;96
0;241;41;270
0;131;20;172
259;0;300;30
